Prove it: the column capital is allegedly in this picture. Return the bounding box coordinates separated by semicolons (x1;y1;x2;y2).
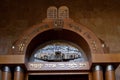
106;65;114;71
93;65;102;71
2;66;11;72
15;66;23;72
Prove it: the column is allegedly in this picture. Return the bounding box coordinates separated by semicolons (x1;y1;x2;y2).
14;66;24;80
2;66;11;80
105;65;116;80
93;65;103;80
0;69;2;80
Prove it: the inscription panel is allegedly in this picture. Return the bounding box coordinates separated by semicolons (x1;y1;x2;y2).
28;62;89;71
69;24;82;33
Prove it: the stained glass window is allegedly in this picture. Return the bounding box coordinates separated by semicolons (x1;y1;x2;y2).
31;41;87;62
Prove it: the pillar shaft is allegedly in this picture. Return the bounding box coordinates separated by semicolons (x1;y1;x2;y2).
2;66;11;80
14;66;24;80
93;65;103;80
105;65;116;80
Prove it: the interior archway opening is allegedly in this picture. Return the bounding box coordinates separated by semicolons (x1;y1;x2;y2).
25;29;91;63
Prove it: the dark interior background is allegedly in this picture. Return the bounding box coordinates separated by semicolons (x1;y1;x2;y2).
29;74;88;80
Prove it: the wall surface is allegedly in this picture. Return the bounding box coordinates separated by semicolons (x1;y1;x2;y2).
0;0;120;79
0;0;120;54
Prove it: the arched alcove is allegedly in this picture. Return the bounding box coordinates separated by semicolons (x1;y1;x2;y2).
26;29;90;62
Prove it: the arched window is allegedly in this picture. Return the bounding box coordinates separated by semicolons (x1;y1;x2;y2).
30;41;87;62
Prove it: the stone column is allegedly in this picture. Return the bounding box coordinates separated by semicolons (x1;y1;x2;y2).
14;66;24;80
93;65;103;80
105;65;116;80
2;66;11;80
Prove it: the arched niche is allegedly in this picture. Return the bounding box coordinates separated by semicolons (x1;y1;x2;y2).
11;6;104;70
12;19;103;61
27;29;90;63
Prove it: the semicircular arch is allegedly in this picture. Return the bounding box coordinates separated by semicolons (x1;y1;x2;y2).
12;19;104;63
